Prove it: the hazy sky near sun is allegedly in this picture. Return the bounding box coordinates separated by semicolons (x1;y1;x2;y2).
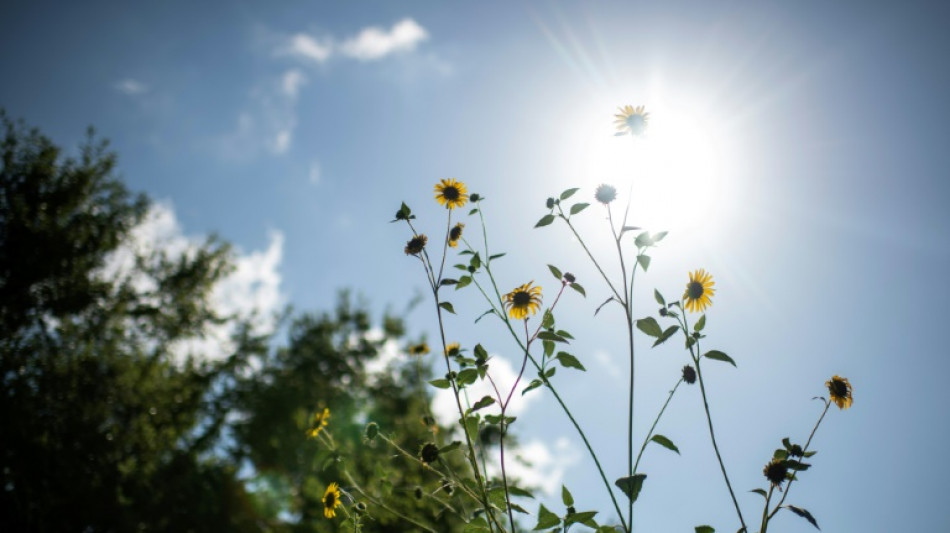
2;1;949;531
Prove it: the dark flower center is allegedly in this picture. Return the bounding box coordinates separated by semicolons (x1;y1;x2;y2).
443;186;460;201
450;226;462;240
687;281;704;299
831;379;848;397
512;291;532;306
325;493;336;507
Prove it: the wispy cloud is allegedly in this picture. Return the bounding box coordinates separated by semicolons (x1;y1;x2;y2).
308;160;321;184
114;78;148;95
340;18;429;61
215;69;306;158
279;33;332;63
281;68;307;98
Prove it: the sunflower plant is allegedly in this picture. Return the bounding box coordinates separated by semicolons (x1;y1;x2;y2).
301;106;853;533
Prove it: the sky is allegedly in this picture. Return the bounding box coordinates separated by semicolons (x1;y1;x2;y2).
2;0;950;531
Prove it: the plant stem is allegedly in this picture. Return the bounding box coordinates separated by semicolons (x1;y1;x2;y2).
766;400;831;522
633;378;682;475
343;470;439;533
759;484;774;533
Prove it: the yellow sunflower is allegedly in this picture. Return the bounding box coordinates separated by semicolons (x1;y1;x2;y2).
683;269;715;313
408;342;430;355
504;281;543;320
826;375;853;409
434;178;469;209
448;222;465;248
444;342;460;356
307;407;330;438
614;104;650;136
323;482;342;519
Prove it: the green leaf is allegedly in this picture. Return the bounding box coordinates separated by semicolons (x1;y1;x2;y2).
537;331;568;343
555;329;574;339
635;317;663;337
653;230;668;242
522;379;543;395
440;278;458;286
457;368;479;386
556;352;586;371
544;366;557;378
774;449;788;460
428;379;451;389
750;488;768;499
784;505;820;530
637;254;651;271
542;339;555;357
782;437;793;450
535;214;556;228
652;325;680;347
469;208;479;216
614;474;646;503
561;485;574;506
470;253;481;270
473;344;488;360
440;441;462;454
542;310;555;329
472;395;496;411
786;460;811;471
704;350;736;367
570;202;590;215
568;282;586;297
533;503;561;530
595;297;615;316
464;517;491;533
634;231;654;248
548;264;563;280
489;253;506;260
650;434;680;454
475;309;495;323
564;511;598;527
560;188;580;200
695;526;715;533
439;301;456;314
456;276;473;289
803;450;818;458
621;225;641;235
695;314;706;332
654;289;666;306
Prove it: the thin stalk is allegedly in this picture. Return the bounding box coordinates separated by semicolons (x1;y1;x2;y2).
343;470;439;533
759;485;775;533
765;400;831;522
633;378;682;475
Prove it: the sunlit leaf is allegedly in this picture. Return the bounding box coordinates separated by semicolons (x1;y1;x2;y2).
561;485;574;506
556;352;586;371
704;350;736;367
560;188;580;200
570;202;590;215
695;314;706;332
548;264;563;280
428;379;451;389
522;379;543;395
534;503;561;530
472;396;495;411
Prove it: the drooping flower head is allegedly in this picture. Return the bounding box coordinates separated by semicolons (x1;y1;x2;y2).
614;105;650;136
504;281;543;320
683;269;715;313
404;234;428;256
595;184;617;205
826;375;853;409
448;223;465;248
434;178;469;209
307;407;330;438
323;482;342;518
763;458;788;488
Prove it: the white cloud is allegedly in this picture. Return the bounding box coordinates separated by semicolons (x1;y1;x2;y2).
272;129;292;154
308;160;321;184
431;354;542;428
114;78;148;95
98;202;284;363
281;69;307;98
340;18;429;61
215;72;302;159
486;437;579;496
280;33;332;63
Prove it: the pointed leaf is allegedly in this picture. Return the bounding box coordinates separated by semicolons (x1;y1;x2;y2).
653;230;668;242
456;276;473;289
652;325;680;347
621;225;641;235
489;253;506;260
570;202;590;215
614;474;646;503
635;317;663;337
650;434;680;454
595;297;615;316
440;278;459;286
428;379;451;389
569;282;586;297
694;314;706;332
556;352;586;371
522;379;543;395
547;264;563;280
533;503;561;530
750;488;768;499
472;395;496;411
475;309;495;323
560;187;580;200
535;214;556;228
704;350;736;367
637;254;651;271
654;289;666;306
784;505;820;530
695;527;715;533
542;310;555;329
439;301;456;314
561;485;574;506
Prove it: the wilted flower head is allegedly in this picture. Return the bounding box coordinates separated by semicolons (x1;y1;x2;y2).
434;178;469;209
682;365;696;385
826;375;853;409
763;458;789;487
448;223;464;248
614;104;650;136
595;184;617;205
404;234;428;256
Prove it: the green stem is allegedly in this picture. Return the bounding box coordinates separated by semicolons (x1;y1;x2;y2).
766;400;832;522
759;484;774;533
343;470;439;533
633;378;682;475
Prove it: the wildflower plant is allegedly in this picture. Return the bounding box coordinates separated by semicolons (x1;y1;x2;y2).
303;106;853;533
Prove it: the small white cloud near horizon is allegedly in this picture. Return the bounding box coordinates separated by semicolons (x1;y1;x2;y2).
114;78;148;95
340;18;429;61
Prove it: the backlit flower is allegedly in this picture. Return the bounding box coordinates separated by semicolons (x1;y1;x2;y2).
683;269;715;313
595;184;617;205
614;104;649;136
504;281;543;320
763;458;788;487
307;407;330;438
826;375;853;409
434;178;469;209
445;342;460;356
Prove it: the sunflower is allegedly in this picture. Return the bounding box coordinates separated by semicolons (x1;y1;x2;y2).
448;223;465;248
826;375;853;409
504;281;543;320
323;482;342;519
307;407;330;438
404;234;427;256
434;178;469;209
763;458;788;487
444;342;460;356
595;184;617;205
614;105;650;136
408;342;430;356
683;269;715;313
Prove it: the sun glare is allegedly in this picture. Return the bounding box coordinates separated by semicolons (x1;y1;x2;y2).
579;104;725;233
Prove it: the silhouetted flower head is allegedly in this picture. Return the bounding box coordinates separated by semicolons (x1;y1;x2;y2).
763;458;788;487
595;184;617;205
405;234;428;256
826;375;853;409
682;365;696;385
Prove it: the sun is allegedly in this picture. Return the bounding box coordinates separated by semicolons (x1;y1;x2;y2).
578;103;728;233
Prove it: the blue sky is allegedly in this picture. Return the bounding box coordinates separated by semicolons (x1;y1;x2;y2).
3;1;949;531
